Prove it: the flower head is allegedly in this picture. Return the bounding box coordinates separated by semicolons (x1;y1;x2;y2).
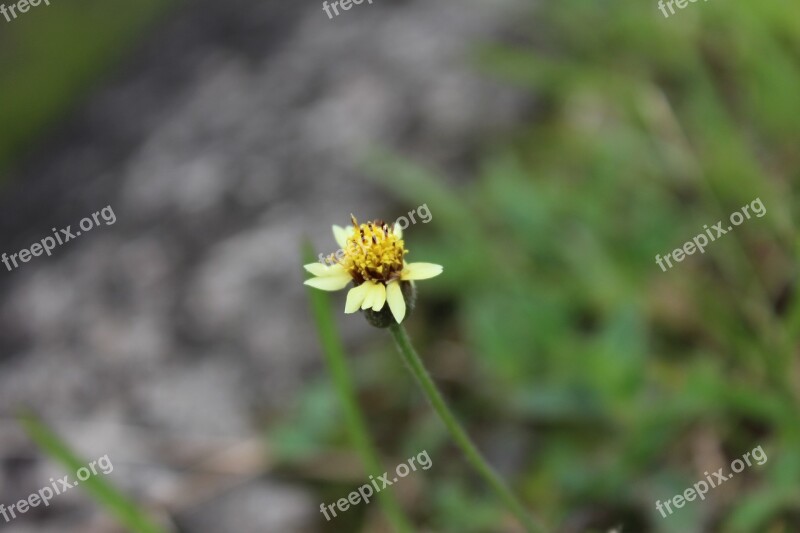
304;215;443;325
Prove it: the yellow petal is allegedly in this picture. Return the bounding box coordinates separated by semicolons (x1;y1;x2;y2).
304;262;345;277
385;281;406;323
332;225;352;249
361;283;377;310
393;221;404;239
304;274;351;291
401;262;443;280
370;282;387;311
345;282;373;313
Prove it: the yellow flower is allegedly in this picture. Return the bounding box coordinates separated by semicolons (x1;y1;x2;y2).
304;215;443;324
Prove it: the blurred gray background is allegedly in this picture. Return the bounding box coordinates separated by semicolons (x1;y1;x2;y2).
0;0;529;531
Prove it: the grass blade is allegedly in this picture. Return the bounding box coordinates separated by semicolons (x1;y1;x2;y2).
20;413;166;533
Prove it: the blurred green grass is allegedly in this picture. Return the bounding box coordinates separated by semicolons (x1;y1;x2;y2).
287;0;800;531
0;0;172;178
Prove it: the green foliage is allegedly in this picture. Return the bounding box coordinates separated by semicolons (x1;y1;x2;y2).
269;378;343;461
357;1;800;531
433;480;506;533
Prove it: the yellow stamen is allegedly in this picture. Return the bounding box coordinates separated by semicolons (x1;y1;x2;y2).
339;216;406;283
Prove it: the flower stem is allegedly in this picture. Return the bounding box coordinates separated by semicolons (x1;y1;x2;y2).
388;323;547;533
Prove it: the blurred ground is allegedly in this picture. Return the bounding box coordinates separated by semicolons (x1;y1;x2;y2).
0;0;530;531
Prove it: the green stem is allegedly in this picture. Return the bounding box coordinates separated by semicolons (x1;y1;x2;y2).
389;323;547;533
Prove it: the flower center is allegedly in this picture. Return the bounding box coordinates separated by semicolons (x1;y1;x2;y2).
341;216;406;284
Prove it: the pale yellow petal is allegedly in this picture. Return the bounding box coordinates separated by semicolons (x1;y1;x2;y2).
332;225;349;249
401;262;443;280
345;282;373;313
304;273;351;291
393;221;404;239
385;281;406;323
370;282;387;311
361;283;377;310
304;262;345;277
